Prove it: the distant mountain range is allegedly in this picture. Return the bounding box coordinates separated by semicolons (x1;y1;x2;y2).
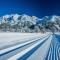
0;14;60;33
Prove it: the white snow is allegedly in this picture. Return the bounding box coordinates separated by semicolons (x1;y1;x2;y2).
8;33;50;60
0;33;47;50
0;33;48;55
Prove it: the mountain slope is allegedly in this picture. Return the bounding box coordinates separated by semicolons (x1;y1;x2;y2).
0;14;60;33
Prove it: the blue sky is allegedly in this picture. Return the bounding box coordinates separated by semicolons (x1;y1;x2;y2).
0;0;60;18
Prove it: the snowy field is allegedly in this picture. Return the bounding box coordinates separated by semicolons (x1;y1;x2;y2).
0;32;51;60
0;33;46;50
0;32;60;60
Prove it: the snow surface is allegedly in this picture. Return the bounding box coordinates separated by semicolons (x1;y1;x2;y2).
0;33;46;50
8;33;51;60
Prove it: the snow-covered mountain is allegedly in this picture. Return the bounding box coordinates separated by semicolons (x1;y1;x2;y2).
0;14;38;25
0;14;60;33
